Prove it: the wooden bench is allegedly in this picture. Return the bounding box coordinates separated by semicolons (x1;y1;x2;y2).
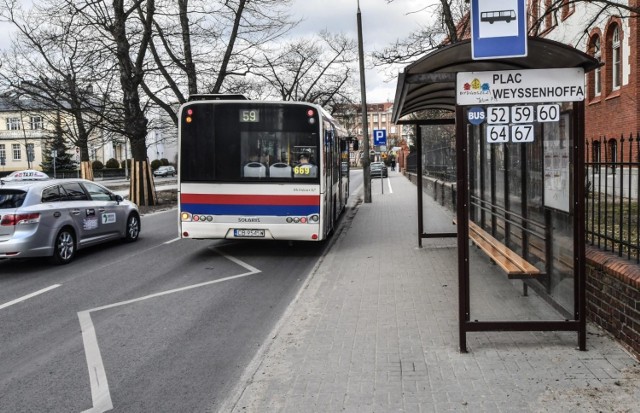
456;219;541;295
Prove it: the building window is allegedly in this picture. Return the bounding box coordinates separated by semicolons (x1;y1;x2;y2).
373;115;378;122
591;140;600;164
0;144;5;163
26;143;35;162
611;26;621;90
561;0;573;20
30;116;44;130
544;0;553;29
530;0;540;32
6;117;21;130
608;139;617;163
590;36;601;97
12;144;21;161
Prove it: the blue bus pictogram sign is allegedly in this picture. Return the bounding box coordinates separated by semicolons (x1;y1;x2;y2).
471;0;527;60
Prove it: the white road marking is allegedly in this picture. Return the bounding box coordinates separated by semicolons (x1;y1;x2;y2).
0;284;61;311
163;237;182;244
387;178;394;194
78;248;261;413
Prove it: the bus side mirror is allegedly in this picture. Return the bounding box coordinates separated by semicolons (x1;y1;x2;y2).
340;140;347;152
352;141;359;151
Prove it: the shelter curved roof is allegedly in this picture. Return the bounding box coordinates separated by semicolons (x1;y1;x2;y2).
392;37;600;123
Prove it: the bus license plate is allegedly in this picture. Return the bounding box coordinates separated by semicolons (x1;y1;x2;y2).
234;229;265;237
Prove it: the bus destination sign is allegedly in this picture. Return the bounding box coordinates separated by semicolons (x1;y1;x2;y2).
239;109;260;122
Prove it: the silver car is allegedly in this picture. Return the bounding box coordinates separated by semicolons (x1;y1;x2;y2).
370;162;388;178
153;165;176;177
0;178;140;264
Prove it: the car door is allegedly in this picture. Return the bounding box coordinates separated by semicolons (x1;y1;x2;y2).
59;181;105;245
80;181;125;240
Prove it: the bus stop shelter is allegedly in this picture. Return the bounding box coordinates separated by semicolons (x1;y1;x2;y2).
392;38;599;352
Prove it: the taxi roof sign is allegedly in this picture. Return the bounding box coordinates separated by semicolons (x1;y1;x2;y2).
2;170;50;182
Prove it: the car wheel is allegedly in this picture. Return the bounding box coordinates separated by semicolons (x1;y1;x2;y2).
51;228;76;265
124;213;140;242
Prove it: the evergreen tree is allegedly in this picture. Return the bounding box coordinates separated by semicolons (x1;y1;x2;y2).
40;111;77;174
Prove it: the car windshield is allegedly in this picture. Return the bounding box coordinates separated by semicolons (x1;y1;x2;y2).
0;190;27;208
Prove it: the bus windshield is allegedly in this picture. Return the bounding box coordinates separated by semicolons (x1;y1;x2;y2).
180;102;321;182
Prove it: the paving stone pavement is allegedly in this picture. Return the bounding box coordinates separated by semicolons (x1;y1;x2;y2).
224;171;640;413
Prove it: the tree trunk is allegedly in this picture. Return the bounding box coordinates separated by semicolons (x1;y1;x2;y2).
128;135;157;206
80;161;94;180
129;160;156;206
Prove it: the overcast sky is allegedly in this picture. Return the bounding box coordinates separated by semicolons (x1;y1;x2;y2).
289;0;428;102
0;0;430;103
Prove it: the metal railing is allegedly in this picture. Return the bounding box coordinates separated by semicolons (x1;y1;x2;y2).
585;134;640;263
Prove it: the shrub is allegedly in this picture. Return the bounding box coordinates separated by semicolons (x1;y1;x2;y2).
150;159;162;170
105;158;120;169
121;159;132;169
160;158;170;166
92;160;104;170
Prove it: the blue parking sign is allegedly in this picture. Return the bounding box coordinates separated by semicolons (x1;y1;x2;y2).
373;129;387;146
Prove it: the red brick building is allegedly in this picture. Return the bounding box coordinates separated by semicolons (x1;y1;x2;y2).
530;0;640;162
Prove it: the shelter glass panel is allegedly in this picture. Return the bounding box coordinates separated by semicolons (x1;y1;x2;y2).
419;124;458;235
466;102;576;322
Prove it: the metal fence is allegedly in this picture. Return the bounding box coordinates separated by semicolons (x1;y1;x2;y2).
411;124;457;182
399;128;640;264
585;134;640;263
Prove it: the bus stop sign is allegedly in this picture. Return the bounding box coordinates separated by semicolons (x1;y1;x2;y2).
471;0;527;60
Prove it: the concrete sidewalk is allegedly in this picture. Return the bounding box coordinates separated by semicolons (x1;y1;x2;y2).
225;171;639;413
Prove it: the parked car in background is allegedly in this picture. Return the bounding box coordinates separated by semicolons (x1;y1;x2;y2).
0;178;140;264
153;165;176;177
370;162;388;178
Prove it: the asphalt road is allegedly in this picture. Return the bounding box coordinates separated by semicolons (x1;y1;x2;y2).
0;208;332;412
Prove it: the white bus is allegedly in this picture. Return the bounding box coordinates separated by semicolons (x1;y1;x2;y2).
178;95;352;241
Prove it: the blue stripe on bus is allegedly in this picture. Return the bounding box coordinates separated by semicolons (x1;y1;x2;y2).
181;203;320;216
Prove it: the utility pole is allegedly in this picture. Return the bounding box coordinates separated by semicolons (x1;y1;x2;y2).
357;0;371;203
19;110;32;169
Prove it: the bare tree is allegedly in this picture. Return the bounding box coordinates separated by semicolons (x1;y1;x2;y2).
59;0;158;205
142;0;297;126
373;0;469;66
530;1;640;43
374;0;640;68
0;0;114;179
256;31;359;111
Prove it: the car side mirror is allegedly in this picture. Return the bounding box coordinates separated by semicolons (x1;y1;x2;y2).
115;194;124;203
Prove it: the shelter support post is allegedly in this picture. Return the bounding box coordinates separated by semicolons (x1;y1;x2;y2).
417;124;423;248
455;105;470;353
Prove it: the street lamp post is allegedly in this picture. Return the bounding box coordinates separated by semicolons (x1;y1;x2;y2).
357;0;372;203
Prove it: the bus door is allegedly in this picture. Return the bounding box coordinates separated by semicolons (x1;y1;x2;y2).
324;127;335;231
340;138;350;207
